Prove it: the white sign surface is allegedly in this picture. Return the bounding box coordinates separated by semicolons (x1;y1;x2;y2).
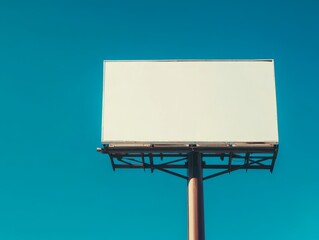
102;60;278;145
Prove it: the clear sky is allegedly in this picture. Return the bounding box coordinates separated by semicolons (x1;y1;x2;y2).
0;0;318;239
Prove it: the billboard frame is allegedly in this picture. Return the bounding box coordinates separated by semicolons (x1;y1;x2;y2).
102;59;278;145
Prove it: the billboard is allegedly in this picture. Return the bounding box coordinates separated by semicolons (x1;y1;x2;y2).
102;60;278;146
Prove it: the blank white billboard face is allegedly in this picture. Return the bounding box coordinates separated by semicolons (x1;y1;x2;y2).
102;60;278;145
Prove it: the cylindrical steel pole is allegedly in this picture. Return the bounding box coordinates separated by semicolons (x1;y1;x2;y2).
188;152;205;240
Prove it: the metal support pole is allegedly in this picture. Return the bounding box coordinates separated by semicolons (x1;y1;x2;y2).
188;152;205;240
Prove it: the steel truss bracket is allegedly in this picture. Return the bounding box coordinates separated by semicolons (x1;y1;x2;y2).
98;145;278;180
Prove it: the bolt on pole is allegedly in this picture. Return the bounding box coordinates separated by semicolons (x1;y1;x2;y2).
188;152;205;240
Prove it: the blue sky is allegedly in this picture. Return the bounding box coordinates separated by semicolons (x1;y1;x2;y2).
0;0;318;239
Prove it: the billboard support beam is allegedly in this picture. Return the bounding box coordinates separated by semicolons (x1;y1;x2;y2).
98;144;278;239
188;152;205;240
